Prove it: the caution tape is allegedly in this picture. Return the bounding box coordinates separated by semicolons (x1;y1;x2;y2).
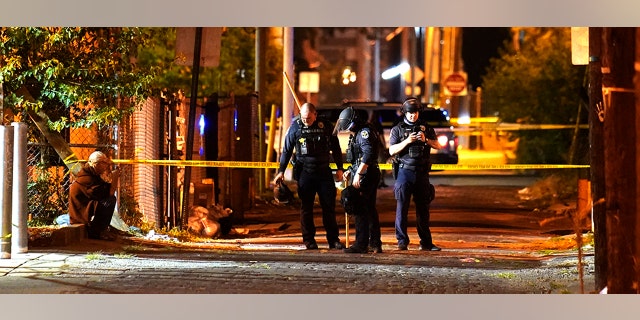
451;123;589;134
426;164;589;170
109;159;589;170
112;159;281;168
376;164;589;170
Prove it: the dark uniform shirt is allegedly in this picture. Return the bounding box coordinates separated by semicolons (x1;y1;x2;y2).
278;117;344;173
346;124;379;167
389;118;437;167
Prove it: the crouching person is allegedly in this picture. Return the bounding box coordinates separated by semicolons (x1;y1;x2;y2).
69;151;120;241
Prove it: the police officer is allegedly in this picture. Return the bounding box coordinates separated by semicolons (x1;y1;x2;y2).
273;103;345;250
389;97;442;251
334;106;383;254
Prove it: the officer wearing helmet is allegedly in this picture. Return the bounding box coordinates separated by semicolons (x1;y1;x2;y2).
389;97;442;251
334;106;383;254
273;103;345;250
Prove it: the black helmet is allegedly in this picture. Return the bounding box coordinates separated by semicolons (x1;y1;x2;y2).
401;97;422;114
274;182;294;204
332;106;357;135
340;185;364;216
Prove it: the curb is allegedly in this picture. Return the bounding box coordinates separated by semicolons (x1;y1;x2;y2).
50;224;86;246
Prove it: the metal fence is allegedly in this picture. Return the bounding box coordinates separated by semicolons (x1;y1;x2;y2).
23;94;259;228
25;119;118;225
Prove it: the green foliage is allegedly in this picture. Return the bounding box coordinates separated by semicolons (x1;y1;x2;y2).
1;27;159;129
85;251;107;261
2;27;282;128
26;162;68;226
481;28;588;164
136;27;282;106
495;272;517;279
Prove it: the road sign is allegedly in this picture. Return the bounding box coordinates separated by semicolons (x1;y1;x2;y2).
443;72;468;96
402;66;424;84
175;27;222;67
299;71;319;93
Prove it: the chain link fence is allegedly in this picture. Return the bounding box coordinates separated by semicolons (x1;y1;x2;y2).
24;94;258;229
25;109;119;226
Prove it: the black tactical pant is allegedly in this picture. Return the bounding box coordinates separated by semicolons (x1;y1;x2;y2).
297;167;341;246
351;166;382;249
394;167;435;248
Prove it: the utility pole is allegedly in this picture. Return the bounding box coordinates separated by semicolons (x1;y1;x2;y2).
373;28;381;101
282;27;294;149
601;27;638;293
180;27;203;228
256;27;267;191
588;27;607;292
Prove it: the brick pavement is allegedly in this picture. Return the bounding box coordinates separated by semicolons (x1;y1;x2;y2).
0;178;597;294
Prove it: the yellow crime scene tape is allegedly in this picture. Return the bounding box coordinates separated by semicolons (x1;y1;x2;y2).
103;159;588;171
450;124;589;135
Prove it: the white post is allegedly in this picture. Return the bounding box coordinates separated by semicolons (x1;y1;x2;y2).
12;122;28;253
282;27;295;181
0;125;14;259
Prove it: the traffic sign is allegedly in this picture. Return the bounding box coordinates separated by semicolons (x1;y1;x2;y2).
299;71;319;93
443;72;468;96
402;66;424;84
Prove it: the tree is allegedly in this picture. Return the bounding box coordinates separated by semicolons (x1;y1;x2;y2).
481;27;588;164
136;27;282;108
1;27;284;128
0;27;160;129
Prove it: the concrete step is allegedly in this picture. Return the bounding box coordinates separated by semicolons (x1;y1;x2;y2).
50;224;86;246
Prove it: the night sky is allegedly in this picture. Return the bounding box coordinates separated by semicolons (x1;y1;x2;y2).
461;27;511;90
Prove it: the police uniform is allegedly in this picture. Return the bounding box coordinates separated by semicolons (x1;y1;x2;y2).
278;115;344;249
344;124;382;252
389;117;439;250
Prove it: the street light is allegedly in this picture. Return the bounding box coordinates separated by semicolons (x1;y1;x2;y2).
381;62;410;80
342;66;356;85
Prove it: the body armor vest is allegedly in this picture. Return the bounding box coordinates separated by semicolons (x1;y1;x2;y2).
397;121;429;166
294;119;331;164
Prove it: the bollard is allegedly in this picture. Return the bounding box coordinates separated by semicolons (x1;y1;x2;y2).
0;125;14;259
12;122;28;254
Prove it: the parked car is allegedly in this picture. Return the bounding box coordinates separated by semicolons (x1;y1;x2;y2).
316;101;459;164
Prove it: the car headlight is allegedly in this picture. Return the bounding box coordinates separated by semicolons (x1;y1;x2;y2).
437;135;448;147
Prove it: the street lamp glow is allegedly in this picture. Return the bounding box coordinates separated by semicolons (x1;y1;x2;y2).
381;62;410;80
349;72;356;82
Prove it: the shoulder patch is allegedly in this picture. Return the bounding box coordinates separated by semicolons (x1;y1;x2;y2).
361;130;369;139
318;122;324;129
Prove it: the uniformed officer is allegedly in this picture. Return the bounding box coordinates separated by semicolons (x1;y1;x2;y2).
333;106;383;254
389;97;442;251
273;103;345;250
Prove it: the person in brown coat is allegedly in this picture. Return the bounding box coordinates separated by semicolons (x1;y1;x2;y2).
69;151;120;240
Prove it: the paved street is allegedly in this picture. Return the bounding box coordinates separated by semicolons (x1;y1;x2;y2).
0;247;593;294
1;172;596;294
